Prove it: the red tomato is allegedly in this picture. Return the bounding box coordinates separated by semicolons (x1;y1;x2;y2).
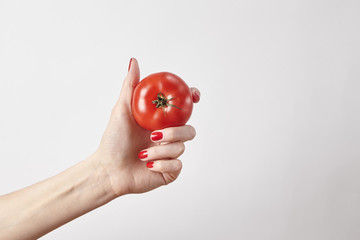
132;72;193;131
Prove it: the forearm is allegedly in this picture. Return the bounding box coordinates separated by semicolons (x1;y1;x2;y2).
0;155;117;240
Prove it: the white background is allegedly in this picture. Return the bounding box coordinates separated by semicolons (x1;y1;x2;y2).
1;0;360;239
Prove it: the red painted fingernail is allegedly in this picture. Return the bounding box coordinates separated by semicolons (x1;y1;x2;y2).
151;132;163;141
193;91;200;103
146;161;154;168
128;58;133;72
138;150;148;160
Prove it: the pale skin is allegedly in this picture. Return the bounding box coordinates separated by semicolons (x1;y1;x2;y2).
0;58;200;240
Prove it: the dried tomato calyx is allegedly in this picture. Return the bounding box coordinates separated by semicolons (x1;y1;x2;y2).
152;92;182;112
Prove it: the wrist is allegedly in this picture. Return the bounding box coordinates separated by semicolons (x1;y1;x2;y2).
87;152;130;198
86;153;119;200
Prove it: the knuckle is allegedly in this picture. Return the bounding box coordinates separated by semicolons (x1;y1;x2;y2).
151;147;159;157
176;142;185;156
188;125;196;140
174;160;183;171
166;128;176;140
156;161;164;171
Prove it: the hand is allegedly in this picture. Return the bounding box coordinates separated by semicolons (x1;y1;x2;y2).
0;58;200;240
93;58;200;196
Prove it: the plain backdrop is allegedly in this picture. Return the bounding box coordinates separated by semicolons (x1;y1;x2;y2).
1;0;360;239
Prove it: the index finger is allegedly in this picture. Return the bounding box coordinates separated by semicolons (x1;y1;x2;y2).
150;125;196;143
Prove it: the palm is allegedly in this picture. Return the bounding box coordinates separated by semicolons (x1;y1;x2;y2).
98;106;170;195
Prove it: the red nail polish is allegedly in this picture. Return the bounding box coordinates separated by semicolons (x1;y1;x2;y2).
146;161;154;168
193;91;200;103
138;150;148;160
128;58;133;72
151;132;163;141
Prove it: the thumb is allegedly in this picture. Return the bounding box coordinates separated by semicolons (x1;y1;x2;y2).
118;58;140;106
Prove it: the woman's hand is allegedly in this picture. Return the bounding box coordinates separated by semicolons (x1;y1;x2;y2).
94;58;200;196
0;58;199;240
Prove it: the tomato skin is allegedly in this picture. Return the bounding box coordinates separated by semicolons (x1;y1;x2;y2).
132;72;193;131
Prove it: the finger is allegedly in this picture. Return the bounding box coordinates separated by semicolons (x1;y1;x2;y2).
190;87;201;103
146;159;182;174
117;58;140;106
138;142;185;161
150;125;196;143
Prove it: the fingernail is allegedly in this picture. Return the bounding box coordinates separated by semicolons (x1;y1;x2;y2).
138;150;148;160
146;161;154;168
193;91;200;102
128;58;133;72
151;132;163;141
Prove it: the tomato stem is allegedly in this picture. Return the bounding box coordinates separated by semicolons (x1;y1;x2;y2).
152;92;182;116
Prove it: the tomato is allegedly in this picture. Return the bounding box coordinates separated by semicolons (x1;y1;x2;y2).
132;72;193;131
